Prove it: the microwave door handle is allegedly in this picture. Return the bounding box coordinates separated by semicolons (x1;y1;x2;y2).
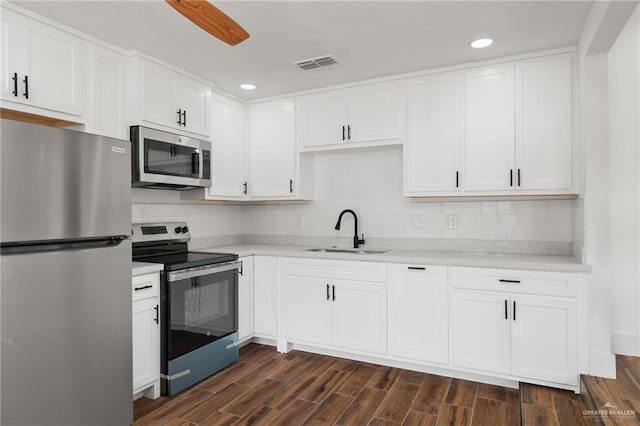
192;152;200;176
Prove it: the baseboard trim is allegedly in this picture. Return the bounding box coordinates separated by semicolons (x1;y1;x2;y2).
589;351;617;378
612;331;640;356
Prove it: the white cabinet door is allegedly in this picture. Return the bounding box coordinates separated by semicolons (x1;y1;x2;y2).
283;276;332;346
515;56;573;192
87;44;127;139
332;281;387;355
0;8;19;102
298;90;347;148
238;256;254;342
141;60;175;129
388;265;448;364
248;99;296;197
132;297;159;393
346;81;399;143
17;16;82;116
405;72;462;194
450;290;511;374
208;95;246;198
253;256;278;337
174;75;209;136
510;295;577;385
464;65;515;192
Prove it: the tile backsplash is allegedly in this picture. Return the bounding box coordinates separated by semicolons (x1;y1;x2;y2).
242;147;575;247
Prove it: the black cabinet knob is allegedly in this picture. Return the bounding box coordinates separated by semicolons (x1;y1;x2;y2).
174;227;182;234
181;226;189;233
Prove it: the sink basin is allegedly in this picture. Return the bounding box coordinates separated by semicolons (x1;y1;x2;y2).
307;248;388;254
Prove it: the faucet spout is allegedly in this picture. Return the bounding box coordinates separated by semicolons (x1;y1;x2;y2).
335;209;366;249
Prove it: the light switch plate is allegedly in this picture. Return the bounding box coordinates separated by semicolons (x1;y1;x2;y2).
448;214;458;230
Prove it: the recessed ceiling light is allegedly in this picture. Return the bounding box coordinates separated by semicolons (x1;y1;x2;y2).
471;38;493;49
240;83;256;90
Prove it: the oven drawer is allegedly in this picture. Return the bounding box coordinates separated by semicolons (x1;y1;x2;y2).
132;273;160;301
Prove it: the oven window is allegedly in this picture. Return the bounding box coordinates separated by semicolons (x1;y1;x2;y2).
144;138;199;178
168;269;238;360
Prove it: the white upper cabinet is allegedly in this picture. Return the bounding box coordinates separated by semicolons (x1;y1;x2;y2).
515;55;573;192
464;64;515;192
139;58;210;137
208;94;246;199
248;99;299;198
85;44;128;140
404;72;463;195
1;8;83;117
298;81;401;150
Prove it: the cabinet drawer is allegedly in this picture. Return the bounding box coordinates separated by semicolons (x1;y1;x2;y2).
132;273;160;301
282;257;387;283
450;267;577;297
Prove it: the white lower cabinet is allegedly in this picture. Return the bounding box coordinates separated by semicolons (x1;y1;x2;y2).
132;271;160;399
282;258;387;355
238;256;254;342
388;264;449;364
253;256;279;338
450;267;579;386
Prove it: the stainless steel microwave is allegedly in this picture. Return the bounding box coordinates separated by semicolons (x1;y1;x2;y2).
130;126;211;190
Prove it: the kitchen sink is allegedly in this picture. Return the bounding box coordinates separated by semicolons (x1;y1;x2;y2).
306;248;388;254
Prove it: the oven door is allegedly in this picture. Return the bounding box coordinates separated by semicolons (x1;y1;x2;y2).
165;261;239;360
131;126;211;188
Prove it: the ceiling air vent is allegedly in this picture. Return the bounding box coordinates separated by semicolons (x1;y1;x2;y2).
293;55;339;70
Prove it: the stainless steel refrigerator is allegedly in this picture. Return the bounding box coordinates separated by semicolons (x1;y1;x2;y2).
1;119;133;425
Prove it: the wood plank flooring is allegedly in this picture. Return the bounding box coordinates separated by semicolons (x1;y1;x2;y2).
134;344;640;425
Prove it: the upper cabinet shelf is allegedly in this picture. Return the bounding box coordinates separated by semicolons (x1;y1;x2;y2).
136;58;211;138
297;81;402;151
405;54;576;198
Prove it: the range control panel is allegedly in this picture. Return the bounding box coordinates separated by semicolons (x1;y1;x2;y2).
132;222;191;243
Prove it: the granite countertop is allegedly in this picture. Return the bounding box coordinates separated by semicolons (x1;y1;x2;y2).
197;244;590;273
132;262;164;276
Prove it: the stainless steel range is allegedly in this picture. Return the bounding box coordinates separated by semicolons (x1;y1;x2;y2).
132;222;240;396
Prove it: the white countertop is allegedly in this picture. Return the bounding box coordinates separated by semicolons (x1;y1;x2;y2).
198;243;589;273
132;262;164;276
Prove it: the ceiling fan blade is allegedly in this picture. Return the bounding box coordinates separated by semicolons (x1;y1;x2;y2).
166;0;249;46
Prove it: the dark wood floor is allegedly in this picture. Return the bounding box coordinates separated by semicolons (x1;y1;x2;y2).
134;344;640;425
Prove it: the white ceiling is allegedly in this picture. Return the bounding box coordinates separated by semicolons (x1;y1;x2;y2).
14;1;593;100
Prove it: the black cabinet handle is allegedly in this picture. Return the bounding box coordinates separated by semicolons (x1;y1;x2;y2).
456;171;459;188
513;301;516;321
22;75;28;99
243;181;248;195
347;125;351;140
177;109;182;125
517;169;521;187
154;305;159;324
504;299;508;320
326;284;330;300
510;169;513;187
11;72;18;96
342;125;346;141
134;284;153;291
332;285;336;301
499;279;521;284
182;110;187;127
289;179;294;193
239;260;243;276
407;266;426;270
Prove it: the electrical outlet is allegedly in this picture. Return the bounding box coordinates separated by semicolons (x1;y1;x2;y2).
448;214;458;230
295;215;304;228
411;214;422;230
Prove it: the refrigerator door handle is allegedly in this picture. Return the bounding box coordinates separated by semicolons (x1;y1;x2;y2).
1;235;129;255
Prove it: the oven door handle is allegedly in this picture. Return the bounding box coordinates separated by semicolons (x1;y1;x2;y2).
166;261;240;282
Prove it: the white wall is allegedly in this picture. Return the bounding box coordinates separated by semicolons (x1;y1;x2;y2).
243;147;574;251
608;7;640;356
